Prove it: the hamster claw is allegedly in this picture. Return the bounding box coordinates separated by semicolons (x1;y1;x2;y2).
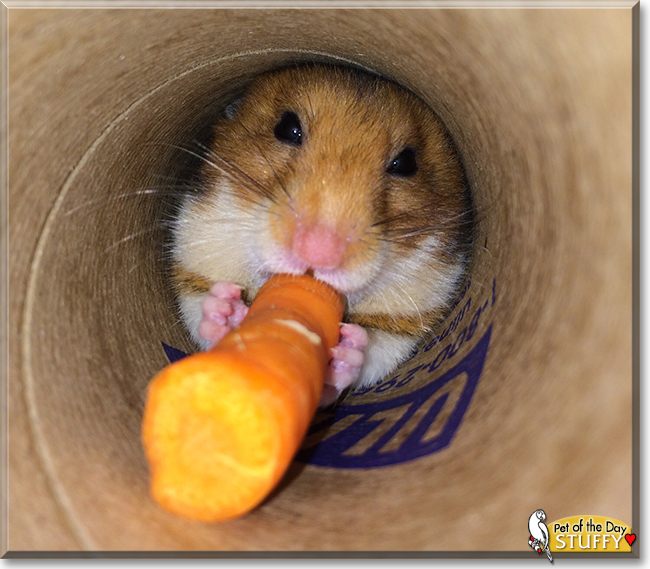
319;323;368;406
198;281;249;348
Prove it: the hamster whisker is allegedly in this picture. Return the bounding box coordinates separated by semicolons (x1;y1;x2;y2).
371;211;413;228
393;281;426;330
379;226;437;242
166;143;278;206
172;227;259;251
354;236;383;256
176;230;258;251
190;141;284;206
198;246;253;266
376;236;419;249
429;209;475;229
234;120;294;206
103;225;168;253
479;243;494;258
164;143;223;172
375;289;399;324
373;206;476;237
63;187;187;216
173;139;296;214
210;156;278;205
260;155;293;206
304;87;316;122
295;65;317;121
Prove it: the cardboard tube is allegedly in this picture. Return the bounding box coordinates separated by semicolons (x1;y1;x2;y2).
8;7;633;552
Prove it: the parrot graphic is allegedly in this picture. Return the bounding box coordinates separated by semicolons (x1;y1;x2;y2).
528;509;553;563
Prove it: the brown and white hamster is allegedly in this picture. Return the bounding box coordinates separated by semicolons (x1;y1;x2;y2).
171;64;473;405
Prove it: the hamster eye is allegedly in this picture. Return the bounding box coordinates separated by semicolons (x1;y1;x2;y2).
274;111;303;146
387;147;418;177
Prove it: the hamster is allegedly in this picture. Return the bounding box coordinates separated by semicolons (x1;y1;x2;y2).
171;64;473;406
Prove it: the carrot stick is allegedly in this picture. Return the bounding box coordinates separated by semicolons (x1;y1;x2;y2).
142;274;344;523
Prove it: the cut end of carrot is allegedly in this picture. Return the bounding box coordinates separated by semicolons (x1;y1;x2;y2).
142;274;344;522
143;354;294;523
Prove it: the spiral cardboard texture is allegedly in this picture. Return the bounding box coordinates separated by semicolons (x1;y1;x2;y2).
8;7;634;552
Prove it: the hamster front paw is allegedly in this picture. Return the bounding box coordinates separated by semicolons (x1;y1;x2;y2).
320;323;369;407
197;281;249;349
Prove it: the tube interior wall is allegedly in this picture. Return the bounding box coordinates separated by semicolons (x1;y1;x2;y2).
8;8;633;551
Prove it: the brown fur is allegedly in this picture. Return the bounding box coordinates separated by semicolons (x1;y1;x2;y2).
348;310;444;338
172;266;252;304
204;64;471;260
171;266;212;295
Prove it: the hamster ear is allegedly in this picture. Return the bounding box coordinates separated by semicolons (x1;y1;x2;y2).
224;96;244;120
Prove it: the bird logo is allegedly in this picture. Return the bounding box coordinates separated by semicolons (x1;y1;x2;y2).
528;509;553;563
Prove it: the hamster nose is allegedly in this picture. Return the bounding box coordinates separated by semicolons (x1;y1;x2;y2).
292;223;347;269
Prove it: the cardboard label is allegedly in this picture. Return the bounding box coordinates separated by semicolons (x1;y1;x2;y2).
297;325;491;468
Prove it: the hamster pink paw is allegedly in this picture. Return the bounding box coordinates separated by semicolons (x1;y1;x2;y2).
197;281;249;349
320;323;369;407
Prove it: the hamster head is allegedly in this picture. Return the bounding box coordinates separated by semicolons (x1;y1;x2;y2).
175;64;472;310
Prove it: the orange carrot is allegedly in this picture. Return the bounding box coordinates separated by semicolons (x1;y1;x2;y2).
142;274;344;522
